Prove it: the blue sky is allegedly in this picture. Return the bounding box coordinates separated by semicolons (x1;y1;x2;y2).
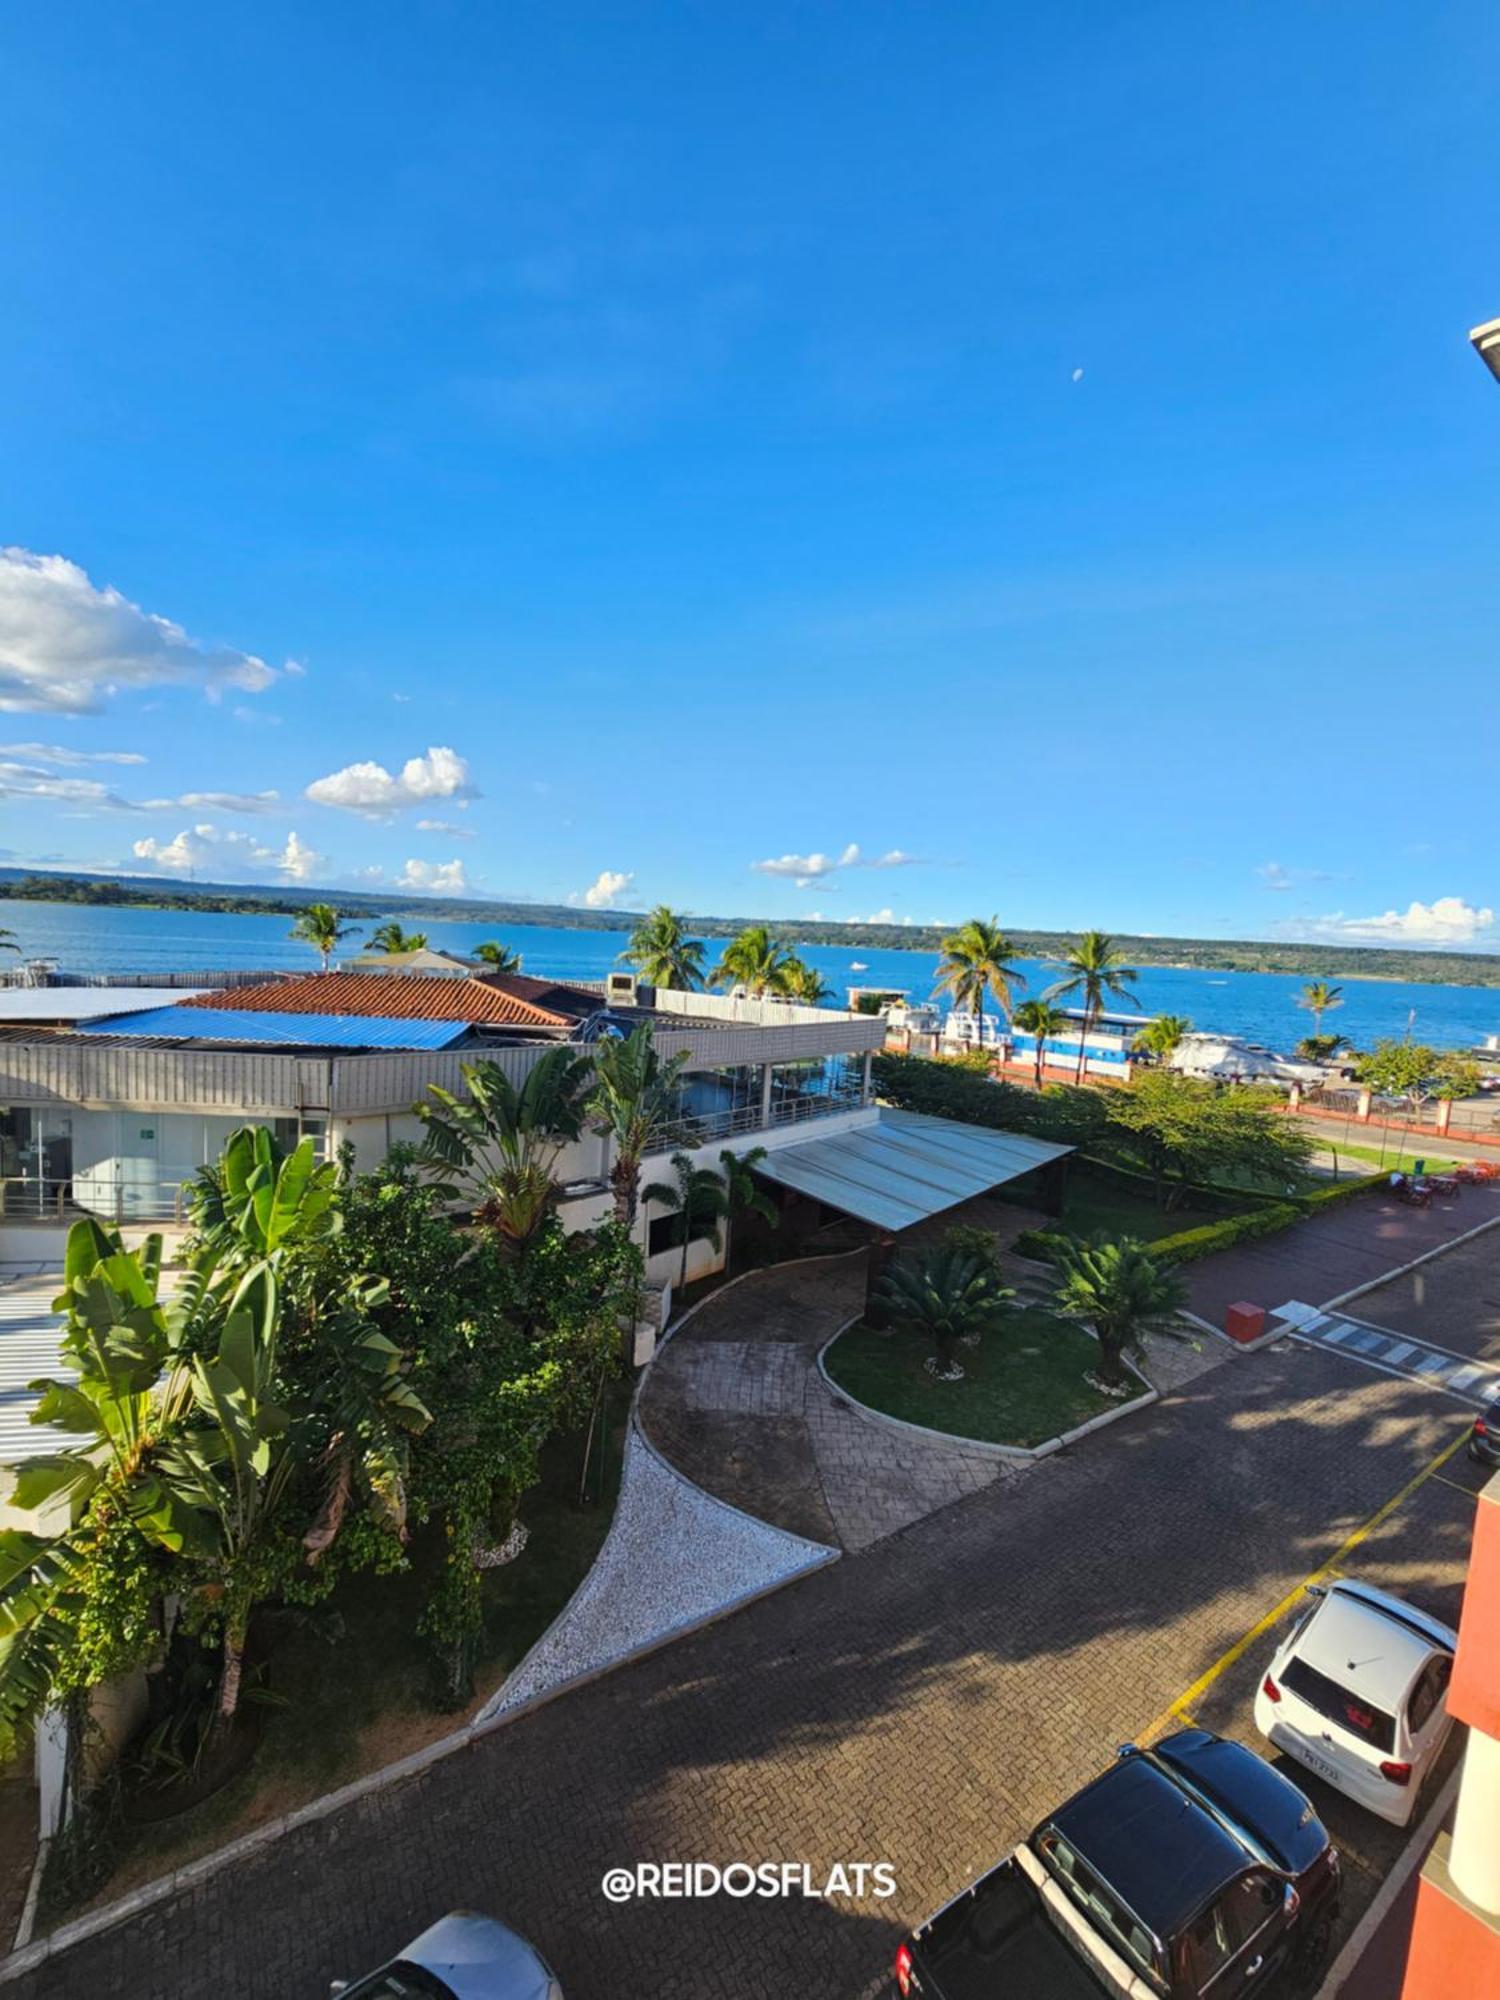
1;2;1497;947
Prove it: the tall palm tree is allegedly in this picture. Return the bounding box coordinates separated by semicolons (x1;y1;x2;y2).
588;1025;691;1230
1012;999;1071;1087
1296;981;1344;1037
1132;1014;1192;1065
781;958;833;1005
472;940;523;973
874;1243;1015;1382
710;925;797;997
643;1151;730;1291
1044;931;1139;1084
416;1050;594;1263
1051;1236;1186;1388
622;906;706;991
933;918;1024;1050
289;903;358;971
368;921;429;955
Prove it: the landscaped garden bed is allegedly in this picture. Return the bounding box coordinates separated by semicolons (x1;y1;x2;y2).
823;1309;1121;1448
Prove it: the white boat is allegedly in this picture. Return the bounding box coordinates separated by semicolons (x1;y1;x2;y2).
849;960;868;971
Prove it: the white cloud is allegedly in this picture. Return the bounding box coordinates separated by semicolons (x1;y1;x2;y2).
0;759;137;811
0;548;283;714
131;823;324;883
1257;860;1333;893
305;745;474;819
142;789;282;814
750;841;925;889
572;868;634;910
0;741;146;765
1293;897;1496;947
414;817;475;838
396;857;469;896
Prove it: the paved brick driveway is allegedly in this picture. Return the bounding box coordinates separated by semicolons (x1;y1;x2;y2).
14;1335;1477;2000
1334;1225;1500;1364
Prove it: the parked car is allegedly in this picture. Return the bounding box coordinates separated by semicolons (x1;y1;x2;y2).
894;1730;1339;1998
1254;1579;1457;1827
1470;1399;1500;1469
330;1912;563;1999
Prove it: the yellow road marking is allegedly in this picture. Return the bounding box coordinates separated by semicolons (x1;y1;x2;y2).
1140;1424;1473;1745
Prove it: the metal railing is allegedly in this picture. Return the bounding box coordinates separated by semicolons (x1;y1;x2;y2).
0;1176;193;1225
652;1082;867;1154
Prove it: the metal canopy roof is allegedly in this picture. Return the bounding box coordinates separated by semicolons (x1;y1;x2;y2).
82;1006;471;1051
752;1108;1072;1233
0;988;208;1023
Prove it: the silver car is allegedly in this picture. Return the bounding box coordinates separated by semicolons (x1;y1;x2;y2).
332;1912;564;1999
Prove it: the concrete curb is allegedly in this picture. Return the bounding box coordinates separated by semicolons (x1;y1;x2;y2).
1316;1761;1461;1997
1319;1205;1500;1316
815;1324;1158;1462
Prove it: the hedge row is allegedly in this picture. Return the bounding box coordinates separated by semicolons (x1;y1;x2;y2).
1014;1170;1390;1270
871;1052;1111;1149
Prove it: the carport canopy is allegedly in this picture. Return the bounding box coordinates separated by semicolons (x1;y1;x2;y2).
751;1107;1073;1234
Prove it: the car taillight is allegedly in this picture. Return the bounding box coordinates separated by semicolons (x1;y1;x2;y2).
1262;1674;1282;1703
1476;1419;1489;1437
1379;1760;1413;1786
895;1941;915;1995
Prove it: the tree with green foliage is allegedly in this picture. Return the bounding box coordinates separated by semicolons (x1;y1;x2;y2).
1132;1014;1192;1064
472;940;522;972
781;958;834;1005
588;1025;691;1231
1296;981;1344;1036
643;1152;730;1290
1106;1070;1313;1209
622;906;706;991
368;922;429;955
1356;1040;1483;1119
289;902;359;970
933;918;1024;1048
1013;999;1073;1086
718;1145;779;1261
1295;1032;1349;1064
1044;931;1139;1084
710;925;797;997
416;1050;594;1263
1051;1237;1186;1388
874;1243;1015;1382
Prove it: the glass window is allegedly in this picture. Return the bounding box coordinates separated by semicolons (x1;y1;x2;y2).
1037;1834;1157;1978
339;1966;455;2000
1407;1655;1451;1733
1220;1872;1280;1951
1283;1656;1396;1752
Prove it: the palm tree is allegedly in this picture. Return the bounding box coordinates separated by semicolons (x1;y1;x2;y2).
719;1145;779;1263
1296;981;1344;1037
622;906;706;991
416;1050;594;1263
1044;931;1140;1084
0;928;17;956
1012;999;1071;1087
710;925;797;997
588;1025;690;1231
289;902;359;970
933;918;1024;1051
874;1242;1016;1382
368;921;429;955
782;958;833;1005
1051;1236;1186;1389
1132;1014;1192;1065
643;1151;730;1291
472;940;523;973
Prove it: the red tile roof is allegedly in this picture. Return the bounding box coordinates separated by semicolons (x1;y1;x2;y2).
178;970;600;1030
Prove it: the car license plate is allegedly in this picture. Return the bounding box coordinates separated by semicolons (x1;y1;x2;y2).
1301;1746;1341;1784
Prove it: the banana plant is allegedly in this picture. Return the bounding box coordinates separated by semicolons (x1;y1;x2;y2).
190;1127;342;1268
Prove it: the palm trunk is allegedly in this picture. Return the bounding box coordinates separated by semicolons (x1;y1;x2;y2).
680;1225;691;1292
610;1149;638;1228
218;1613;248;1725
1074;1000;1092;1085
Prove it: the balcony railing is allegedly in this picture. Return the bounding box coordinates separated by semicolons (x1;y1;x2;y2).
1;1176;194;1225
652;1082;867;1154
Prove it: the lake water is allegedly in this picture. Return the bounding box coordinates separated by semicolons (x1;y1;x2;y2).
5;901;1497;1054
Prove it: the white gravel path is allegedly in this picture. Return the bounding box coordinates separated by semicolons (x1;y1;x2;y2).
479;1418;837;1721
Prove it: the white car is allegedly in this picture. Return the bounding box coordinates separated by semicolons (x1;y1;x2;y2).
331;1912;564;1999
1253;1579;1457;1826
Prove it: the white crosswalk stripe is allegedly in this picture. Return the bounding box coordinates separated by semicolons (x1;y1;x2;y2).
1272;1297;1500;1410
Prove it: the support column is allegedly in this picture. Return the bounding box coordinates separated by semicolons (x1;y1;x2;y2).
1401;1472;1500;1998
861;1050;873;1105
1357;1087;1373;1122
1437;1097;1454;1136
759;1061;774;1129
865;1232;897;1328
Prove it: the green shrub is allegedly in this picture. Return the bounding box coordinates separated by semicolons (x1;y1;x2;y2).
1148;1204;1303;1265
872;1052;1111;1149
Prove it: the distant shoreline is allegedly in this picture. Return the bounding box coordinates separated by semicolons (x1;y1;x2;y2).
2;872;1498;992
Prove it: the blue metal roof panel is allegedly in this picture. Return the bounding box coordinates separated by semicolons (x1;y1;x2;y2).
753;1108;1072;1232
83;1006;470;1051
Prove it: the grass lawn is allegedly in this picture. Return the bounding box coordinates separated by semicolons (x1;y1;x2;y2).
824;1308;1121;1447
1314;1139;1459;1174
52;1388;629;1923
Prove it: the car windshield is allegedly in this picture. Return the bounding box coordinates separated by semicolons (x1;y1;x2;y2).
1283;1656;1396;1752
339;1964;457;2000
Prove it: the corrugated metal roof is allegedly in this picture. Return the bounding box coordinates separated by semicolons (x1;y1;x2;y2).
752;1108;1073;1232
0;988;208;1023
82;1006;470;1050
0;1274;90;1466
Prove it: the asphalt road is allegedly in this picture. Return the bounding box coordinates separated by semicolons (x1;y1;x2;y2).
9;1327;1481;2000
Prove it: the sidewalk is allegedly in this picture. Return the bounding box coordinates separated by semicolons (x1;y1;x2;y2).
1184;1185;1500;1330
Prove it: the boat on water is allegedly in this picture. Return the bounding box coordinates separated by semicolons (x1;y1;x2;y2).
850;960;868;971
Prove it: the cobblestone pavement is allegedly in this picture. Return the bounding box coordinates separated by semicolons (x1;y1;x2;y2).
13;1335;1479;2000
1183;1184;1500;1329
1334;1226;1500;1365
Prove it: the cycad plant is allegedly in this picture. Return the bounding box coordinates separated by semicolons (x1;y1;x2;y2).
1044;931;1139;1084
874;1242;1015;1381
1051;1236;1186;1389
